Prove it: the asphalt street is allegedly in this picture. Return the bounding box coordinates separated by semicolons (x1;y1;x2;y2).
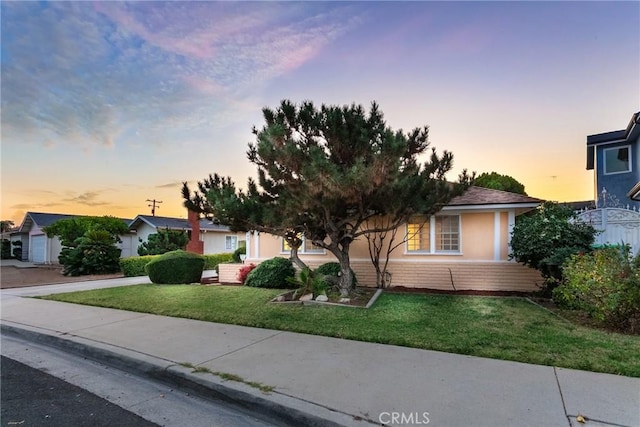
1;335;279;427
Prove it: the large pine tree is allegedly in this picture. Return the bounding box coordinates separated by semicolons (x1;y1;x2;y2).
183;100;470;295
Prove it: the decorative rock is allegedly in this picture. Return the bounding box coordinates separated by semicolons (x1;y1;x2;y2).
299;293;314;301
315;294;329;302
276;295;285;302
339;298;351;304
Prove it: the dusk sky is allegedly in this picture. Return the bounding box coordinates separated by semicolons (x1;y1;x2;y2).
2;1;639;224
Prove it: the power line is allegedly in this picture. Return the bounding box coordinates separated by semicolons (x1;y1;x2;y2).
146;199;163;216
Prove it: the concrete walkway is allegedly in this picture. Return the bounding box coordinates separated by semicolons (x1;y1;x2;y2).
1;279;638;427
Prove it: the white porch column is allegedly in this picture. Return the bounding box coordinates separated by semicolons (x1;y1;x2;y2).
245;231;251;260
254;232;260;259
494;211;501;261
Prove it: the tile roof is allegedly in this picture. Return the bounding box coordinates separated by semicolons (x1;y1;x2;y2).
448;186;543;207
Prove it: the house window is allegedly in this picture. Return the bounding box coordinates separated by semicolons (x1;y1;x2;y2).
604;145;631;174
282;235;324;254
225;235;238;251
407;215;460;254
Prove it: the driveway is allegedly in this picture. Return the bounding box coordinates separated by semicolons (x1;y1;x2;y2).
1;260;124;289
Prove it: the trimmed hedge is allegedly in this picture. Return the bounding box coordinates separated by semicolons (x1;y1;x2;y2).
245;257;296;289
145;250;205;284
120;255;157;277
121;252;233;277
203;253;234;271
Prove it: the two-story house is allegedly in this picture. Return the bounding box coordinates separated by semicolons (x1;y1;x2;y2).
587;111;640;208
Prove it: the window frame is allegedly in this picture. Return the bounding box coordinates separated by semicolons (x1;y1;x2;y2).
281;235;325;254
406;214;462;255
225;235;238;251
603;145;632;175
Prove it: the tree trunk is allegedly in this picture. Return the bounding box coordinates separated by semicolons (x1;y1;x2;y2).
336;244;353;297
289;245;309;270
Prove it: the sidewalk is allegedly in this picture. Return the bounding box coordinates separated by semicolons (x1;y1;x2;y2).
1;279;639;427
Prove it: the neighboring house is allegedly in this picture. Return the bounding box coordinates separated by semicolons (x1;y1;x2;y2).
13;212;134;264
587;111;640;209
12;211;244;264
237;187;545;291
128;214;244;256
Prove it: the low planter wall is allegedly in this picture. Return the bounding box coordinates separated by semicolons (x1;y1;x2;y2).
218;263;243;284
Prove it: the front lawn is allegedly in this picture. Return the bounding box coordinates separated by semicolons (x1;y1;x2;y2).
40;285;640;377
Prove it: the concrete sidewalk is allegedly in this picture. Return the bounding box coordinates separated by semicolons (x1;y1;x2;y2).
1;280;638;427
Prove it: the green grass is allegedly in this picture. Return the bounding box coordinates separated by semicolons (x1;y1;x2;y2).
40;285;640;377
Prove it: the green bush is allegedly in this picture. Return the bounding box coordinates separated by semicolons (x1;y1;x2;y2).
145;250;205;284
203;253;234;271
245;257;296;289
553;246;640;332
1;239;11;259
138;228;189;256
120;255;157;277
315;262;358;289
59;230;122;276
232;243;246;263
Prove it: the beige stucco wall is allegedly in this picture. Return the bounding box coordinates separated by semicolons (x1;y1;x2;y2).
243;209;543;291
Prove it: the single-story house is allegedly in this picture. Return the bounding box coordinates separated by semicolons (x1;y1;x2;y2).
237;186;545;292
13;212;134;263
11;211;244;264
128;214;244;255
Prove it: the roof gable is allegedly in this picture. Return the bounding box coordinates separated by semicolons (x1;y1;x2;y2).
18;212;132;233
447;186;543;207
128;215;232;232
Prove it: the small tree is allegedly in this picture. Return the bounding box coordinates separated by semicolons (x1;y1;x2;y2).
45;216;129;276
138;228;189;256
0;220;15;233
510;202;597;288
184;100;470;296
474;172;527;195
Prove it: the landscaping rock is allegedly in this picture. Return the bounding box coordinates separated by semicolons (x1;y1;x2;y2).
299;293;314;301
276;295;286;302
339;298;351;304
315;294;329;302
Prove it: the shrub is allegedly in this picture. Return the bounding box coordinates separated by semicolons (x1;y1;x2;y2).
145;250;205;284
120;255;157;277
232;243;246;263
1;239;11;259
203;253;234;271
138;228;189;256
554;246;640;333
315;262;358;289
59;230;122;276
237;263;256;284
12;240;22;259
244;257;296;289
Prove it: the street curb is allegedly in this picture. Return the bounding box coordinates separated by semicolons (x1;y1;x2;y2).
1;322;376;427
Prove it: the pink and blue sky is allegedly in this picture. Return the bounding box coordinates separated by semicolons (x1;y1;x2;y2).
1;1;639;224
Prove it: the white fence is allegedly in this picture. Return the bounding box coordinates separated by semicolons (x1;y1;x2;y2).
576;207;640;255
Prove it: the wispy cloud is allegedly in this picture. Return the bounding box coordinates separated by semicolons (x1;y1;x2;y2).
1;2;363;150
62;191;110;206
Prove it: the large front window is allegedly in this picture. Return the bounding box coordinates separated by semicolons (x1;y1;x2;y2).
604;145;631;175
282;235;324;254
225;235;238;251
407;215;461;254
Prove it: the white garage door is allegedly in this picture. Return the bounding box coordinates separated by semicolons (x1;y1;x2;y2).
31;235;46;263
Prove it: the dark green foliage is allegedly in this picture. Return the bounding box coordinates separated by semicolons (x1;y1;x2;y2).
120;255;157;277
232;243;246;263
58;230;122;276
145;250;205;284
554;246;640;333
203;253;234;271
12;240;22;259
0;220;15;233
1;239;11;259
183;100;471;295
510;202;597;285
137;228;189;256
245;257;296;288
287;267;327;298
315;262;357;289
45;216;130;276
474;172;527;195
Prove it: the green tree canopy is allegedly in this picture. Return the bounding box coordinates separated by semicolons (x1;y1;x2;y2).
0;220;15;233
138;228;189;256
45;216;129;247
474;172;527;195
184;100;470;295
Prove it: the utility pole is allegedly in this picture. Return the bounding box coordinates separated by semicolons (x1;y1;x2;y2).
146;199;163;216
